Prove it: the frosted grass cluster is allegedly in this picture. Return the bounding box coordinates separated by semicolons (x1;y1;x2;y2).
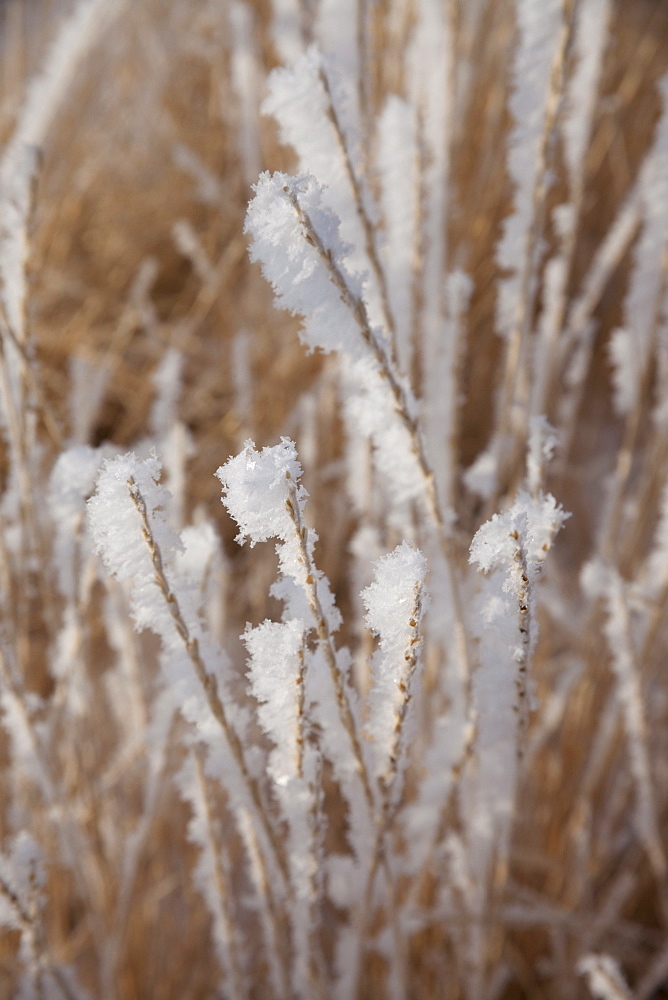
0;0;667;997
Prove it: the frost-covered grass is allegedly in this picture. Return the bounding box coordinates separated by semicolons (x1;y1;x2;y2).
1;1;668;998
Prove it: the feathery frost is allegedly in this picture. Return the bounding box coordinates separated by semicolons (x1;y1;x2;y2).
578;954;634;1000
244;618;307;786
363;542;428;784
245;171;367;359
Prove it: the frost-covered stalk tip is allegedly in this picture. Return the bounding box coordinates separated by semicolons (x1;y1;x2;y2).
217;439;373;808
466;491;568;885
245;172;443;523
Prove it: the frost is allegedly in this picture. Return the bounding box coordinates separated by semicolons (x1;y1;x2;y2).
466;490;568;885
245;169;435;527
216;437;305;547
362;543;428;783
229;0;260;184
496;0;563;341
578;954;632;1000
88;451;180;586
608;328;638;416
610;75;668;416
69;354;110;445
470;491;568;581
342;356;426;522
263;48;367;272
464;449;498;500
377;96;419;370
218;438;341;632
363;543;427;646
245;171;367;359
150;348;184;438
0;832;44;922
49;444;117;598
87;451;242;750
562;0;611;188
526;416;558;495
243;618;306;785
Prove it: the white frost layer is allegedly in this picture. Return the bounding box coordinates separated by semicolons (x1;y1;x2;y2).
0;832;44;932
362;542;427;781
495;0;562;342
562;0;611;187
470;490;568;582
342;355;427;524
218;438;341;633
245;171;366;359
243;618;306;785
49;444;117;599
610;75;668;416
578;954;632;1000
217;437;304;546
376;96;419;371
465;490;568;886
263;49;366;276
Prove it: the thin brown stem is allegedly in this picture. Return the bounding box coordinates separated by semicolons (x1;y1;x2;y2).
284;475;375;812
509;528;533;758
600;254;668;562
287;180;474;744
494;2;578;500
0;300;63;449
284;474;407;994
193;750;246;1000
0;874;81;1000
318;65;398;359
127;478;290;892
355;578;425;996
295;644;307;781
556;187;641;467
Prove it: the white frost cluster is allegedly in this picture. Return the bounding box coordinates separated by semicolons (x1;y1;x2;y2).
49;444;117;598
87;452;179;600
216;437;304;546
246;170;431;525
362;543;427;781
0;831;45;930
245;171;367;359
465;491;568;884
470;491;568;585
218;438;341;632
342;356;427;521
610;75;668;416
176;754;239;983
263;49;363;257
496;0;563;342
577;954;632;1000
243;618;306;786
88;452;240;749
